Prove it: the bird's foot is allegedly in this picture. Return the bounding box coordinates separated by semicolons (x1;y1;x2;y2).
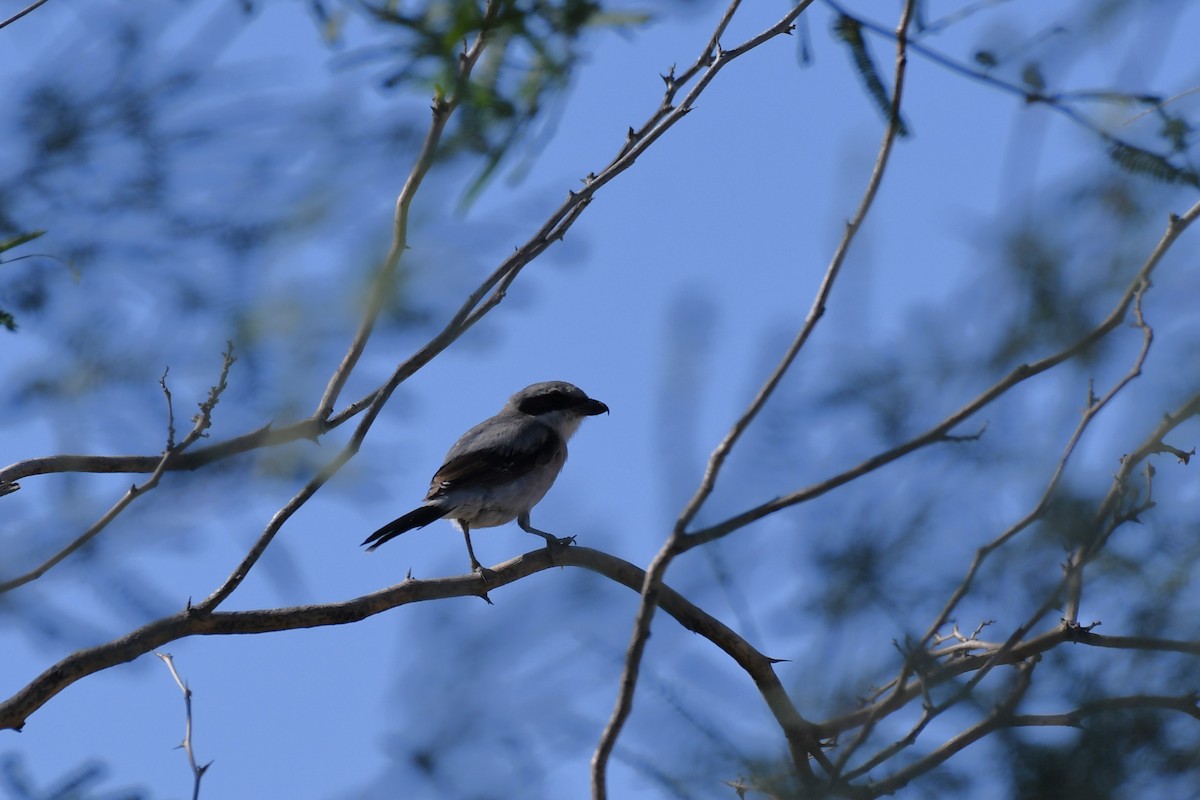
543;535;575;566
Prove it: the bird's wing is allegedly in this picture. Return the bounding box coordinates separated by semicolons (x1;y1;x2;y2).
426;414;561;499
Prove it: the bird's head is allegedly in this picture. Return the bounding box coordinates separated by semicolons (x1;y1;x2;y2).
508;381;608;439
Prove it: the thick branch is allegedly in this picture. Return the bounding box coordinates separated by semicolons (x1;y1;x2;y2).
0;547;801;740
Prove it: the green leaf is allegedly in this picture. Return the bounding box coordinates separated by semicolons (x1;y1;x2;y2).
0;230;46;255
833;15;910;138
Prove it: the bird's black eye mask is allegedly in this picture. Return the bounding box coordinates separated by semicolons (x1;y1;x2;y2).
518;391;582;416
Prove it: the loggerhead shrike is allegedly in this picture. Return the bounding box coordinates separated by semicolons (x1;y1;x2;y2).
362;381;608;573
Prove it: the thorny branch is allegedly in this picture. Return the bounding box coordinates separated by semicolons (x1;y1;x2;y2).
592;1;914;796
156;653;211;800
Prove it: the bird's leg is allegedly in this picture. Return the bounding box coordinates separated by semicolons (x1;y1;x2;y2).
518;513;576;549
456;523;494;603
456;521;492;581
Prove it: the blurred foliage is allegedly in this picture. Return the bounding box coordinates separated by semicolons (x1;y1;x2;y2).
0;754;146;800
831;14;910;138
323;0;650;203
0;231;46;332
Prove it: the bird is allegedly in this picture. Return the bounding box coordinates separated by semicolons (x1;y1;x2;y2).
362;381;609;574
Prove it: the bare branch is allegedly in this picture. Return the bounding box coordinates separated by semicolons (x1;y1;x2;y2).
1063;385;1200;622
1;547;802;740
920;278;1155;661
1011;693;1200;728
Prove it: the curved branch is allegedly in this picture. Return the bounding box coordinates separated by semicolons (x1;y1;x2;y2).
0;547;807;748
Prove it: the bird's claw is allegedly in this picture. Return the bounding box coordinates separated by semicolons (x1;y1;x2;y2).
471;564;496;603
551;535;576;548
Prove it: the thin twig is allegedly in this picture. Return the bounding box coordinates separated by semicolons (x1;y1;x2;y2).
0;343;237;594
864;658;1036;796
0;0;50;31
312;3;501;422
160;367;177;451
592;1;913;795
1063;386;1200;619
833;277;1162;772
156;653;211;800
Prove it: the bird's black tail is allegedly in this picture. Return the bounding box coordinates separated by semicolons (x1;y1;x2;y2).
362;505;448;551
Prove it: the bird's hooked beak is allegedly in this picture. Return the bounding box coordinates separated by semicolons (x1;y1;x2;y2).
583;398;610;416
